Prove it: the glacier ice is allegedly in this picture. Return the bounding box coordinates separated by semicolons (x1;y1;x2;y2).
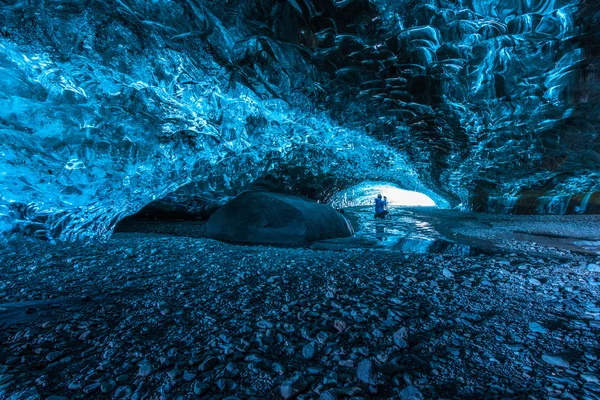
0;0;599;241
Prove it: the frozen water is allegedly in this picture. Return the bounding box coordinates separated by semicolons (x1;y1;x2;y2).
1;0;598;241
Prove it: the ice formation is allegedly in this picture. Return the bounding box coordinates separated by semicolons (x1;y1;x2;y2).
329;181;438;208
0;0;598;240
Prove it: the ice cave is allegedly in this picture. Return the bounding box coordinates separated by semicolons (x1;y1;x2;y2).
1;0;599;398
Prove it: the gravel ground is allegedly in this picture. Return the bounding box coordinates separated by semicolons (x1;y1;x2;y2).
1;231;600;399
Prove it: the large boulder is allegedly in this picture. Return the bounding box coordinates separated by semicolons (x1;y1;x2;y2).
205;192;354;246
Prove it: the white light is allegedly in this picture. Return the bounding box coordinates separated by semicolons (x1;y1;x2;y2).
330;181;437;208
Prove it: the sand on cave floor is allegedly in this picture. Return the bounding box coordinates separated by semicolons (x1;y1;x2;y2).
1;210;600;399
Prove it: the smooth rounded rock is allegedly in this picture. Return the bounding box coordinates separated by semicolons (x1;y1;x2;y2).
542;354;570;368
206;192;354;246
280;374;308;399
357;359;376;385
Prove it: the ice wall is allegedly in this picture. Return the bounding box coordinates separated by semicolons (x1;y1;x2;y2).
1;0;598;240
0;0;427;241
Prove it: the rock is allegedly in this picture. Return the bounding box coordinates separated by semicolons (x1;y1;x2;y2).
257;320;274;329
460;312;482;322
46;351;62;362
581;373;600;383
199;356;218;372
400;385;424;400
193;381;209;396
334;320;346;333
529;278;541;286
280;374;308;399
302;342;316;359
587;264;600;272
137;361;153;376
46;396;69;400
320;389;338;400
542;354;570;368
101;380;116;393
83;382;101;394
529;322;548;334
357;359;376;384
393;327;409;348
334;387;363;396
380;362;401;376
205;192;354;246
442;268;454;278
323;371;337;385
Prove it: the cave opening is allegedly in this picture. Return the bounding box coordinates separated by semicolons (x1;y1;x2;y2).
329;181;438;209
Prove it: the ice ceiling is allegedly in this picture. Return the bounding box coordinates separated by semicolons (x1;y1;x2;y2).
0;0;599;241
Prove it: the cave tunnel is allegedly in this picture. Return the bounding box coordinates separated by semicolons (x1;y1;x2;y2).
1;0;600;398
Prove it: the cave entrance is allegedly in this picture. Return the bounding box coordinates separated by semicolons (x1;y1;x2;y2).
329;181;437;209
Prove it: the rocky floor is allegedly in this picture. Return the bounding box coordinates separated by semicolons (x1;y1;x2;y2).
1;223;600;399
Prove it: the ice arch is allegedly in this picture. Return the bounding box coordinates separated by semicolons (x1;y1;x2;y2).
329;181;443;209
0;0;598;242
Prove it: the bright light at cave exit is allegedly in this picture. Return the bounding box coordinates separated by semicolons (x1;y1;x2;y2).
330;181;436;208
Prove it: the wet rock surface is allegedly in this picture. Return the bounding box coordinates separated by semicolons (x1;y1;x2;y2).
1;226;600;399
206;192;354;246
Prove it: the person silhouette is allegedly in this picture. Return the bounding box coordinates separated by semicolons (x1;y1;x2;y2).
374;194;389;219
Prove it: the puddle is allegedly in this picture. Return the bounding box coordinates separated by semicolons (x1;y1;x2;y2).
349;206;486;255
392;238;478;255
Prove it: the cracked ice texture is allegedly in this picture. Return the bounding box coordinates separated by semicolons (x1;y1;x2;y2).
1;0;599;240
0;1;427;240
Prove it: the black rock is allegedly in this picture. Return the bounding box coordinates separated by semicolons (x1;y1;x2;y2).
280;374;308;399
357;359;376;385
206;192;354;246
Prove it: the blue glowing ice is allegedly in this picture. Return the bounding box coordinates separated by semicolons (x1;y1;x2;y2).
0;0;598;240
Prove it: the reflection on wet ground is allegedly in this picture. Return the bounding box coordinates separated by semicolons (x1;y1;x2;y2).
350;206;484;255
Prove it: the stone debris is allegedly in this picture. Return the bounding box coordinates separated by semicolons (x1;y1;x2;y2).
587;263;600;272
400;385;424;400
529;321;548;334
0;232;598;399
280;374;308;399
542;355;571;368
357;359;376;385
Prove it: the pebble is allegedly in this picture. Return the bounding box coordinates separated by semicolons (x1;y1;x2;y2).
581;373;600;383
400;385;424;400
101;380;116;393
320;389;337;400
460;312;482;322
257;320;273;329
333;320;346;333
529;322;548;334
542;355;570;368
193;382;209;396
199;356;217;372
393;327;409;348
280;374;308;399
587;264;600;272
302;342;317;359
137;361;153;376
2;227;599;399
114;386;132;398
46;351;62;362
442;268;455;278
357;359;376;385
